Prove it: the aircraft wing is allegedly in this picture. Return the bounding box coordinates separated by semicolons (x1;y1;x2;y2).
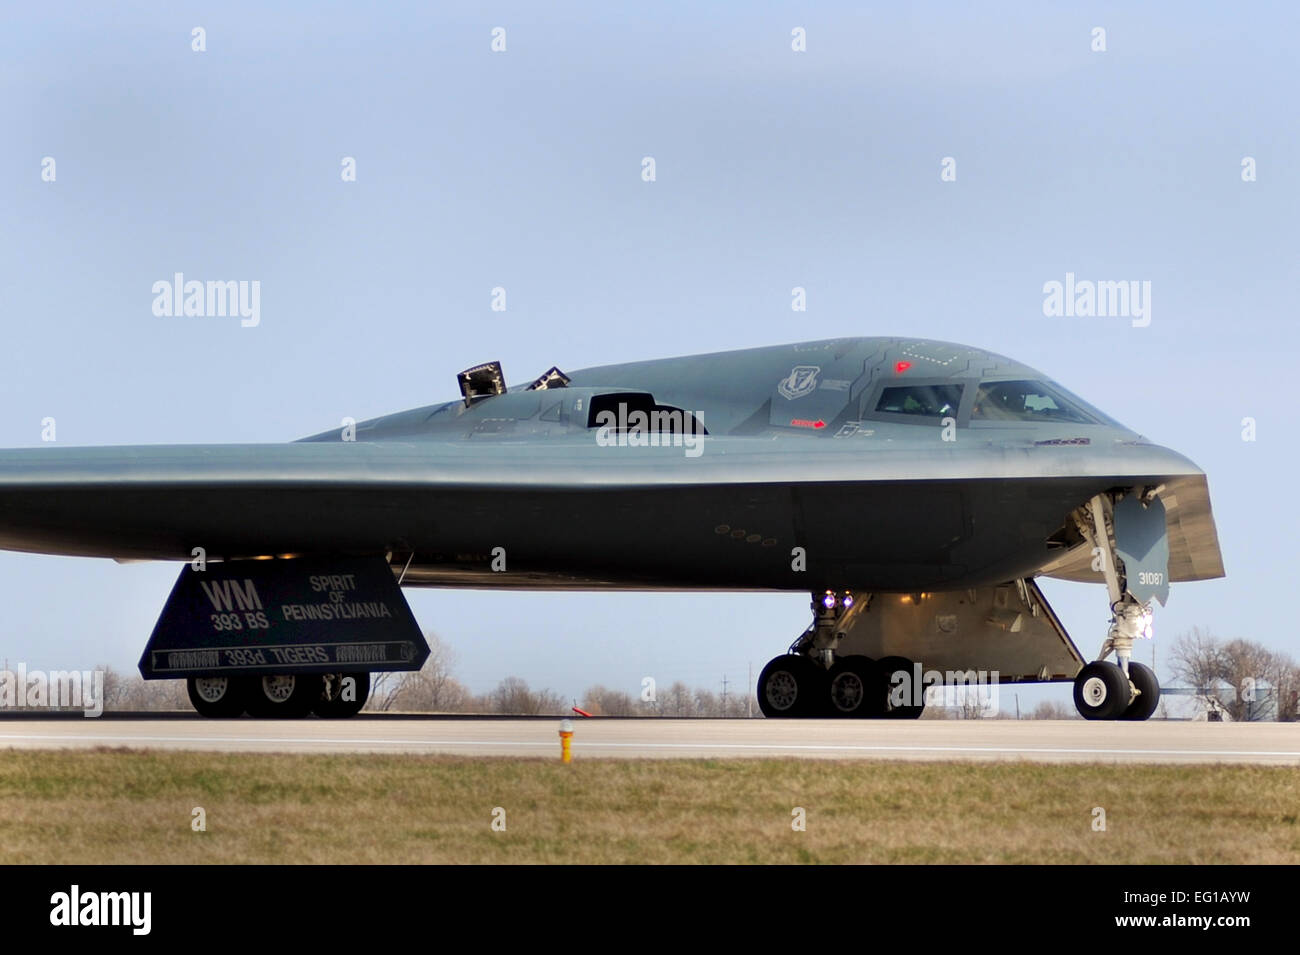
0;439;1224;591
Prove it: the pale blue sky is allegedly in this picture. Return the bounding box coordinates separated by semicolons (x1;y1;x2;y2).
2;2;1296;709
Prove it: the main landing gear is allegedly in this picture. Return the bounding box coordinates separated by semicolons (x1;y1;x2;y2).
756;592;926;719
1071;494;1162;721
186;672;371;719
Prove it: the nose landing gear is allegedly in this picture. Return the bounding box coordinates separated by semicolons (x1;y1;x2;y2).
1073;660;1132;720
1071;493;1164;721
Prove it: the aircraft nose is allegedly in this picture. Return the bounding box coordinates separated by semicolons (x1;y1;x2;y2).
1108;438;1204;480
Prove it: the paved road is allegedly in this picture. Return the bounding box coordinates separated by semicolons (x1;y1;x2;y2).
1;715;1297;763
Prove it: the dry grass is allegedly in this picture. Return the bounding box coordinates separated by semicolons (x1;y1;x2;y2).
0;748;1297;864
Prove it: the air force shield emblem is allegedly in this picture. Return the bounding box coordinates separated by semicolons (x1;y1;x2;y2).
777;365;821;400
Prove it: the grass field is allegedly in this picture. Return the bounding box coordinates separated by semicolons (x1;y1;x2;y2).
1;748;1297;864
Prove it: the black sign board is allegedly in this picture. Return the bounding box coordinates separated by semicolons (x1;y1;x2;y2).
139;557;429;679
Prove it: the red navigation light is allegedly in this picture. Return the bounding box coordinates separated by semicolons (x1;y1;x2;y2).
894;361;912;374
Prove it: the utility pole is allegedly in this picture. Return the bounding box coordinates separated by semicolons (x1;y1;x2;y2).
720;674;730;716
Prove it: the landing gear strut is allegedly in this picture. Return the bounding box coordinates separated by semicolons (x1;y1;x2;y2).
1071;493;1162;721
754;591;926;719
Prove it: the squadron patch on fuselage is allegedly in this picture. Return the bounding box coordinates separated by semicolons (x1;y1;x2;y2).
777;365;821;400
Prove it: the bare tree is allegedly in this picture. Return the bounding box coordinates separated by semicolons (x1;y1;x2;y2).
693;688;719;717
1169;628;1299;721
99;665;135;711
386;633;472;712
1222;638;1298;721
719;688;749;718
661;681;696;717
99;666;189;711
581;684;637;716
1169;627;1228;694
955;689;994;719
127;678;189;711
489;676;566;715
1029;700;1074;720
365;670;403;711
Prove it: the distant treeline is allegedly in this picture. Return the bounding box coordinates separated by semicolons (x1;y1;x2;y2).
73;628;1297;720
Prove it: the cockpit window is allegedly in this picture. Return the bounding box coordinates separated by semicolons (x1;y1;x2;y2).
970;380;1100;424
874;384;963;418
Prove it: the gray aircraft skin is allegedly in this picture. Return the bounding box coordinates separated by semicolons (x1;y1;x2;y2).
0;337;1224;720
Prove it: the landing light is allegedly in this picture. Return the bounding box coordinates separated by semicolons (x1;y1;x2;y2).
822;592;836;609
842;593;854;609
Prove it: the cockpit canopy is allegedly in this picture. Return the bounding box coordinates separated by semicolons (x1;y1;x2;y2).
970;380;1106;425
869;378;1113;426
875;384;963;418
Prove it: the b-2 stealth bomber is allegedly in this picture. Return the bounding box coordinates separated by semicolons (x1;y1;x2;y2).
0;337;1223;720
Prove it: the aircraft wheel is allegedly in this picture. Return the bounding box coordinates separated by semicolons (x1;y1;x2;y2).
186;676;246;718
1119;662;1161;721
757;655;827;718
312;672;371;718
875;656;925;719
827;656;877;717
245;674;316;718
1073;661;1133;720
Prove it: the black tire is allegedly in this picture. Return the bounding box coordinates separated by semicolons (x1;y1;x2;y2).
1120;662;1161;721
1073;661;1133;720
186;676;246;718
244;674;317;719
312;672;371;718
875;656;926;719
827;656;876;717
757;655;827;718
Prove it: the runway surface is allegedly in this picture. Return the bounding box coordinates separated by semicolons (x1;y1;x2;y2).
1;715;1298;763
